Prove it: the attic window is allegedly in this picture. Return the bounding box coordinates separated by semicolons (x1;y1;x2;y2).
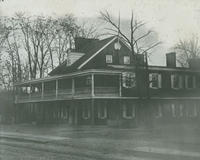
106;55;113;63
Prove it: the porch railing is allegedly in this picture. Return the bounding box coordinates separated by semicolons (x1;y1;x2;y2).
15;86;120;103
57;89;73;99
94;87;119;96
75;87;91;96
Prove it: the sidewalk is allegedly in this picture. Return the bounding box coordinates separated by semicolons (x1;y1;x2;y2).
0;131;71;143
1;124;200;159
1;129;200;160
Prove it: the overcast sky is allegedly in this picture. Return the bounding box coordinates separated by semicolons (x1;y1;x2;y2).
1;0;200;65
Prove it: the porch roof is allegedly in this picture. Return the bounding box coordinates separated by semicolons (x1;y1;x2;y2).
14;65;200;86
14;69;122;86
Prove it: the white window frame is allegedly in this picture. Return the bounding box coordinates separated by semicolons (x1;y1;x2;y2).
97;106;107;119
122;103;135;119
106;55;113;64
82;106;90;120
122;72;136;88
149;73;162;89
171;74;183;89
123;56;130;65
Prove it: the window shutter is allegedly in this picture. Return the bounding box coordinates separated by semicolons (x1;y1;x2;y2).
185;75;188;88
171;75;175;88
171;104;176;117
122;73;126;88
158;74;162;88
193;76;196;88
194;104;198;117
132;105;136;118
179;104;184;117
149;73;153;88
122;104;126;118
179;75;183;89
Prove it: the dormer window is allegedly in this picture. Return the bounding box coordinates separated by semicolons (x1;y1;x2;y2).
123;56;130;65
149;73;162;89
171;74;183;89
106;55;113;63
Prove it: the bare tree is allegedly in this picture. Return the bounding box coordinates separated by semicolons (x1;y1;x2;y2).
50;15;100;65
174;36;200;67
100;11;161;126
0;13;99;90
100;11;160;56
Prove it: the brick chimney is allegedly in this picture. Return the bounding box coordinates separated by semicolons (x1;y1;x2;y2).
133;54;145;66
74;37;99;51
166;52;176;68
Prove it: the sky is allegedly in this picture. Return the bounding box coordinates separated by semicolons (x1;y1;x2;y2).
1;0;200;65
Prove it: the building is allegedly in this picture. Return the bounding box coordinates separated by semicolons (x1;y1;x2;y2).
14;36;200;126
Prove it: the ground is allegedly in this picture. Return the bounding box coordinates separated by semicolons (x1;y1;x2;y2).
1;123;200;160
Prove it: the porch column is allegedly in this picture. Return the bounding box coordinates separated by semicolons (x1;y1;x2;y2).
119;74;122;97
69;101;73;125
55;80;58;99
91;99;95;125
72;78;75;96
41;82;44;99
91;74;95;97
74;102;78;125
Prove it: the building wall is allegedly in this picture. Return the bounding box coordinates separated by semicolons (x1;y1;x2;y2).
16;98;200;127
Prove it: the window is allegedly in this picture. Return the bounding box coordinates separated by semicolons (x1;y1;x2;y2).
122;72;136;88
185;75;196;89
171;104;176;117
27;87;31;94
171;74;183;89
178;104;184;117
185;103;198;117
34;87;39;93
155;104;162;118
197;76;200;88
98;106;107;119
149;73;162;89
122;102;135;119
106;55;113;63
60;106;68;120
82;105;90;119
171;104;184;118
123;56;130;65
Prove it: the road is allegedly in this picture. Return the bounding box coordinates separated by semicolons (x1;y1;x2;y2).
1;124;200;160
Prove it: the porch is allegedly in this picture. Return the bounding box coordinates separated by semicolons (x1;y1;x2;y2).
15;72;122;103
